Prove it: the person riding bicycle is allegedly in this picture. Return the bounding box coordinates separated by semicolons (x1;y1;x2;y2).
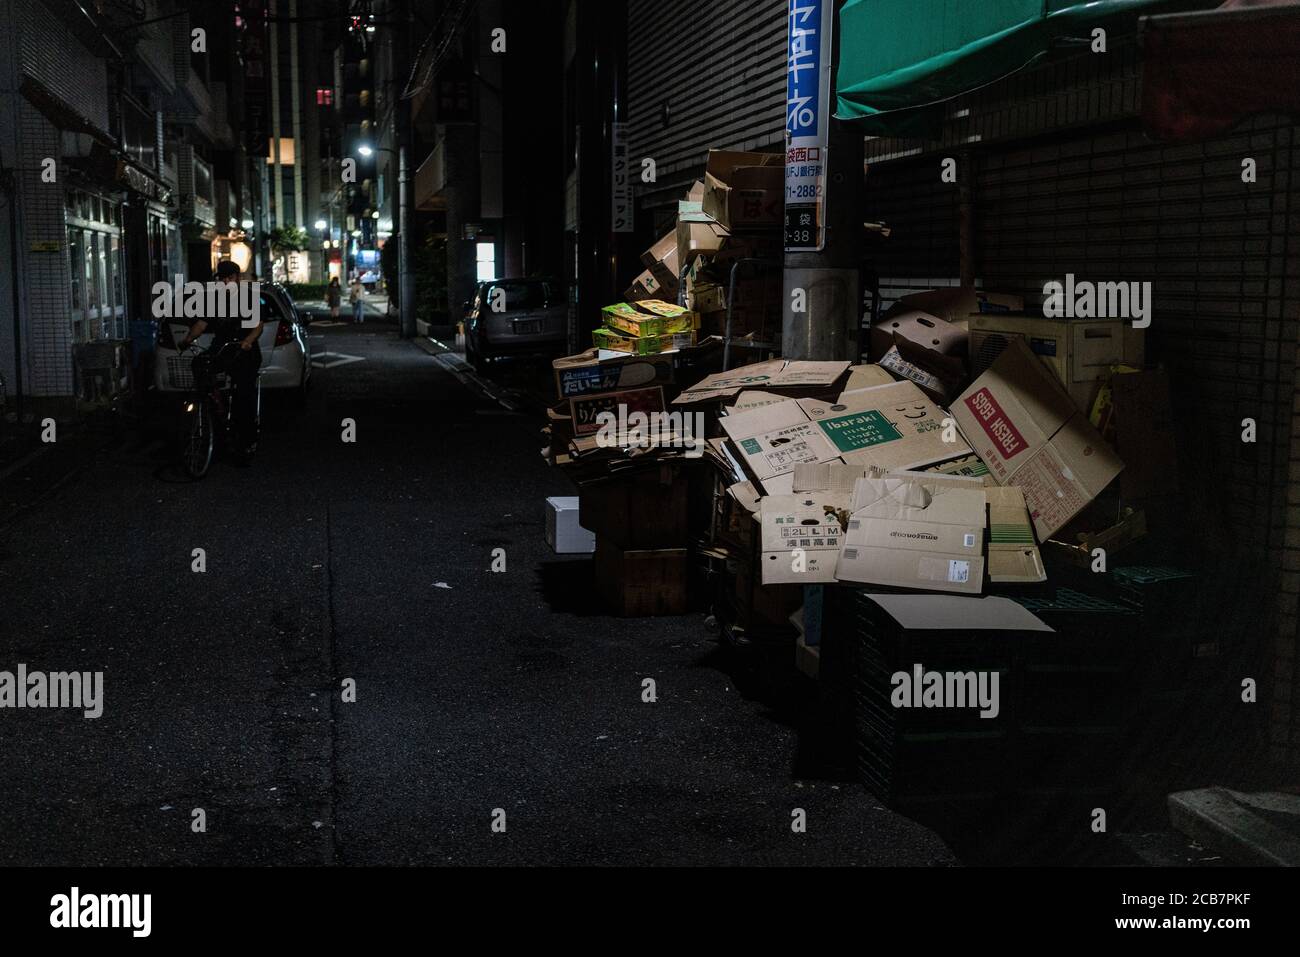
176;260;264;461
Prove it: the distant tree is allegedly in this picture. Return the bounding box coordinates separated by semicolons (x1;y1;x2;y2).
381;231;447;324
267;226;311;256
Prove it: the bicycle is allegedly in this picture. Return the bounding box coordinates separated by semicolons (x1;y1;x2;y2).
177;341;261;478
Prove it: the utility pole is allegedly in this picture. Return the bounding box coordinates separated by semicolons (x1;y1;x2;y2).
782;0;861;360
396;0;416;338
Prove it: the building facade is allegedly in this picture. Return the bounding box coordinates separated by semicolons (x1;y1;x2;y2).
0;0;264;414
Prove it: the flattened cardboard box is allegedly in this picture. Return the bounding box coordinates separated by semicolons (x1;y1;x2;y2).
792;462;878;492
719;398;841;494
673;359;849;405
880;470;1045;583
721;380;969;494
847;479;986;552
553;349;674;400
798;380;971;472
836;478;987;595
952;336;1123;540
758;492;850;584
568;385;666;437
729;389;790;413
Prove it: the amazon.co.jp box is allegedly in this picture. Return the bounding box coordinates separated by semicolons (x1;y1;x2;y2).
835;477;987;595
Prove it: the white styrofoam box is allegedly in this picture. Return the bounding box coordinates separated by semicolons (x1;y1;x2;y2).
545;496;595;554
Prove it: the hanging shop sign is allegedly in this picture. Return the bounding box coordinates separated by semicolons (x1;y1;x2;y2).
612;121;633;234
785;0;834;252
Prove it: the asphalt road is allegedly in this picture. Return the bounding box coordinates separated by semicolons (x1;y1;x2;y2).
0;318;955;866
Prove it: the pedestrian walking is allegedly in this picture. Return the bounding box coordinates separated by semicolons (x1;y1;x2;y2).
327;276;341;319
349;276;365;324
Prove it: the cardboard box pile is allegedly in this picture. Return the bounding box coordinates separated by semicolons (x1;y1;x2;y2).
545;335;726;616
693;357;1080;610
544;335;1131;628
542;220;1161;631
631;158;785;343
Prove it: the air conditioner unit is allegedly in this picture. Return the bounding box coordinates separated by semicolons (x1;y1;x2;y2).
969;315;1145;412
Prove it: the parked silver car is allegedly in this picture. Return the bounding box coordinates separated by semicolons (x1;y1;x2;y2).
464;278;566;371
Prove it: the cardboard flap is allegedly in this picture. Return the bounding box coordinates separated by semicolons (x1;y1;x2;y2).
1050;414;1125;498
775;360;852;387
730;390;791;412
705;149;784;179
884;287;1025;324
898;482;932;509
871;309;967;358
719;397;808;440
841;363;897;395
849;479;985;526
792;462;875;492
727;480;762;513
674;358;842;405
885;468;983;489
864;594;1053;632
973;336;1077;445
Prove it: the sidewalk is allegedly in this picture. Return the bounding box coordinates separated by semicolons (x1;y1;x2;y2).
295;292;391;321
0;409;123;528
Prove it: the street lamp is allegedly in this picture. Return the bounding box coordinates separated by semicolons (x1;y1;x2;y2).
314;220;329;281
353;140;412;337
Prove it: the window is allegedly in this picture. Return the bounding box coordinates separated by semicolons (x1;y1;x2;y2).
475;241;496;283
67;227;84;340
266;137;296;165
66;193;125;341
316;88;333;106
109;234;124;338
486;280;556;311
85;232;99;338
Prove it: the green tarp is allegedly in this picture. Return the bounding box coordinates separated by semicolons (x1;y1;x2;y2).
834;0;1216;135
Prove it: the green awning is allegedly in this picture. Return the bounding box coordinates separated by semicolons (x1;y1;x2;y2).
834;0;1216;135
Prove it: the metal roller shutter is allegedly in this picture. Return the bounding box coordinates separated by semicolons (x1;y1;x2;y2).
861;44;1300;759
626;0;786;217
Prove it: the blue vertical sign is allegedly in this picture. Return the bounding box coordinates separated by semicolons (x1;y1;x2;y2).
785;0;833;251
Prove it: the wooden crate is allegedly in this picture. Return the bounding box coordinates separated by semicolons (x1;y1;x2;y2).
593;539;689;617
